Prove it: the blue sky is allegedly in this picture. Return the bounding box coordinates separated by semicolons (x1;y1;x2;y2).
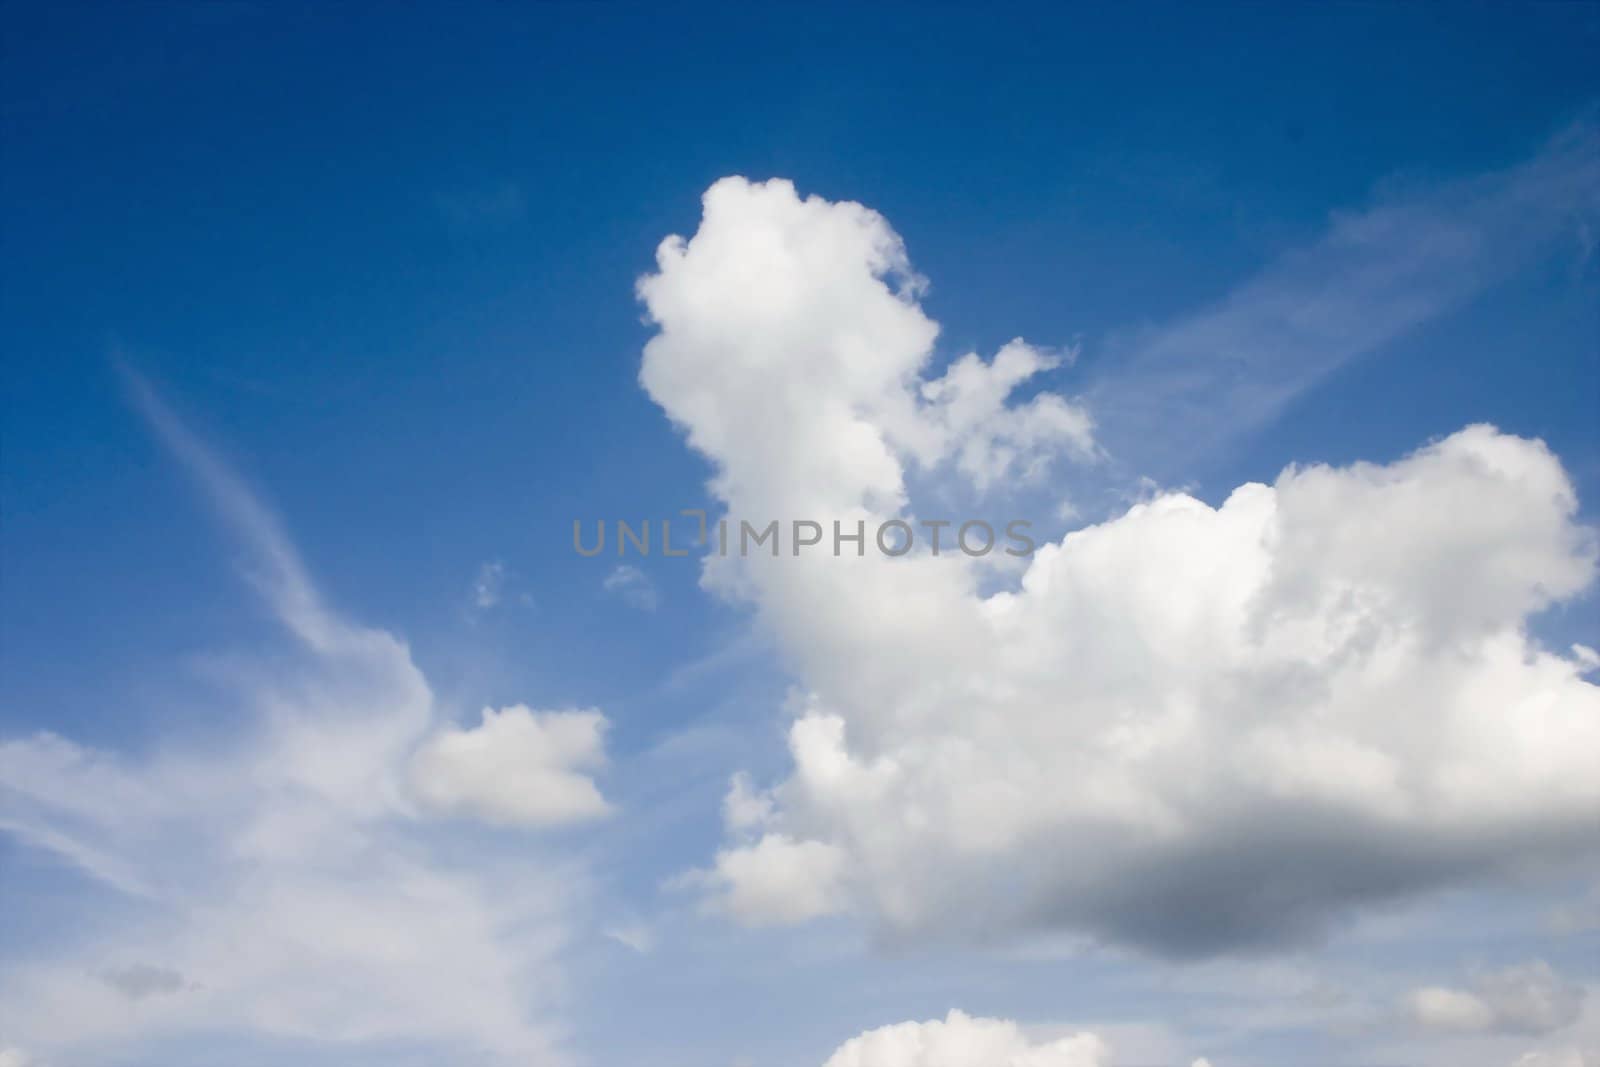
2;5;1599;1067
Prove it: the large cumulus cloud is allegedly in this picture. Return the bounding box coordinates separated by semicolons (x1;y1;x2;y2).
639;176;1600;956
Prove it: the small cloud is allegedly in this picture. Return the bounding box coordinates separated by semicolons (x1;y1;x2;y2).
410;705;612;828
99;963;188;1001
603;564;659;611
691;833;848;926
602;920;654;954
472;560;507;611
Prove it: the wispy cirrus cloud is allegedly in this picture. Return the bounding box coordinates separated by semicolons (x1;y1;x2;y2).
1086;119;1600;476
0;372;610;1065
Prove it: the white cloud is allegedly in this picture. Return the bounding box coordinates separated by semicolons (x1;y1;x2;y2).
637;178;1095;523
918;342;1097;492
603;563;661;610
0;375;607;1064
1409;962;1586;1036
410;705;612;827
701;833;848;926
821;1011;1110;1067
639;177;1600;955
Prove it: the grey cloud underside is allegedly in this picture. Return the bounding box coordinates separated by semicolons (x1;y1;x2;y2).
1018;811;1598;957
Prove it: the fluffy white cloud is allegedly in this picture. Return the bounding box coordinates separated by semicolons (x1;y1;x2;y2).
918;342;1097;492
0;378;607;1064
410;705;611;827
1410;962;1586;1036
701;833;848;926
640;177;1600;955
638;177;1095;522
821;1011;1110;1067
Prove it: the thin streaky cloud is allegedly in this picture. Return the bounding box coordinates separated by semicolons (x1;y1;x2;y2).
116;363;346;653
1088;120;1600;477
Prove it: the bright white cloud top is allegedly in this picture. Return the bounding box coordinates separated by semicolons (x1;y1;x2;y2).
411;704;612;826
640;176;1600;956
638;177;1096;520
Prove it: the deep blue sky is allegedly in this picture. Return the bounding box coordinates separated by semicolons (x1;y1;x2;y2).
2;6;1598;1065
6;3;1596;743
